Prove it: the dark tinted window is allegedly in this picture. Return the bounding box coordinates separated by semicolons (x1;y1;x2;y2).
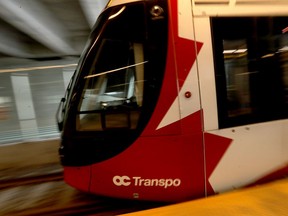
212;17;288;128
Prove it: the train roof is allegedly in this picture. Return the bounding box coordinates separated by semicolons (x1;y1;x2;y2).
193;0;288;17
107;0;141;8
106;0;288;17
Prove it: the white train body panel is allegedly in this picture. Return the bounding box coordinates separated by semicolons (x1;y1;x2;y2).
209;120;288;192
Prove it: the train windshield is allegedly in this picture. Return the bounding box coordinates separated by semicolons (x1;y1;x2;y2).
77;40;145;131
70;2;168;133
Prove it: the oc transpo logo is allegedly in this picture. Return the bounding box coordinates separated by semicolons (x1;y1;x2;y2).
112;175;181;188
113;175;131;186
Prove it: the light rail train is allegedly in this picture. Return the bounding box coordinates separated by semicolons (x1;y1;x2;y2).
57;0;288;202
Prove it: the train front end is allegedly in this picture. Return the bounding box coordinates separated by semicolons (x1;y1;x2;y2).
56;0;207;202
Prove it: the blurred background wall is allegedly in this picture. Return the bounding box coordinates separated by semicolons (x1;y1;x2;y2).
0;0;109;144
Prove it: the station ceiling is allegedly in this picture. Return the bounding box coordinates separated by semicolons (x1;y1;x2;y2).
0;0;109;59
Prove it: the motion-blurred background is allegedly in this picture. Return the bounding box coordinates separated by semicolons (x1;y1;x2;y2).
0;0;109;144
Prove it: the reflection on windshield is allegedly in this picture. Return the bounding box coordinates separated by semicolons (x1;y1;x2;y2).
84;61;148;79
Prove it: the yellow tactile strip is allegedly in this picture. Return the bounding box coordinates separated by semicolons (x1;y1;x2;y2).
122;178;288;216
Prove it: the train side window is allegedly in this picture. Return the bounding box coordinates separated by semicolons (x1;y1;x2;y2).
212;17;288;128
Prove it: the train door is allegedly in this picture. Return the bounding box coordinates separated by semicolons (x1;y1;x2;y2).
174;0;207;199
149;0;207;199
193;1;288;195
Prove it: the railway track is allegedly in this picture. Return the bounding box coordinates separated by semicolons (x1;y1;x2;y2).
0;172;63;190
0;174;165;215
